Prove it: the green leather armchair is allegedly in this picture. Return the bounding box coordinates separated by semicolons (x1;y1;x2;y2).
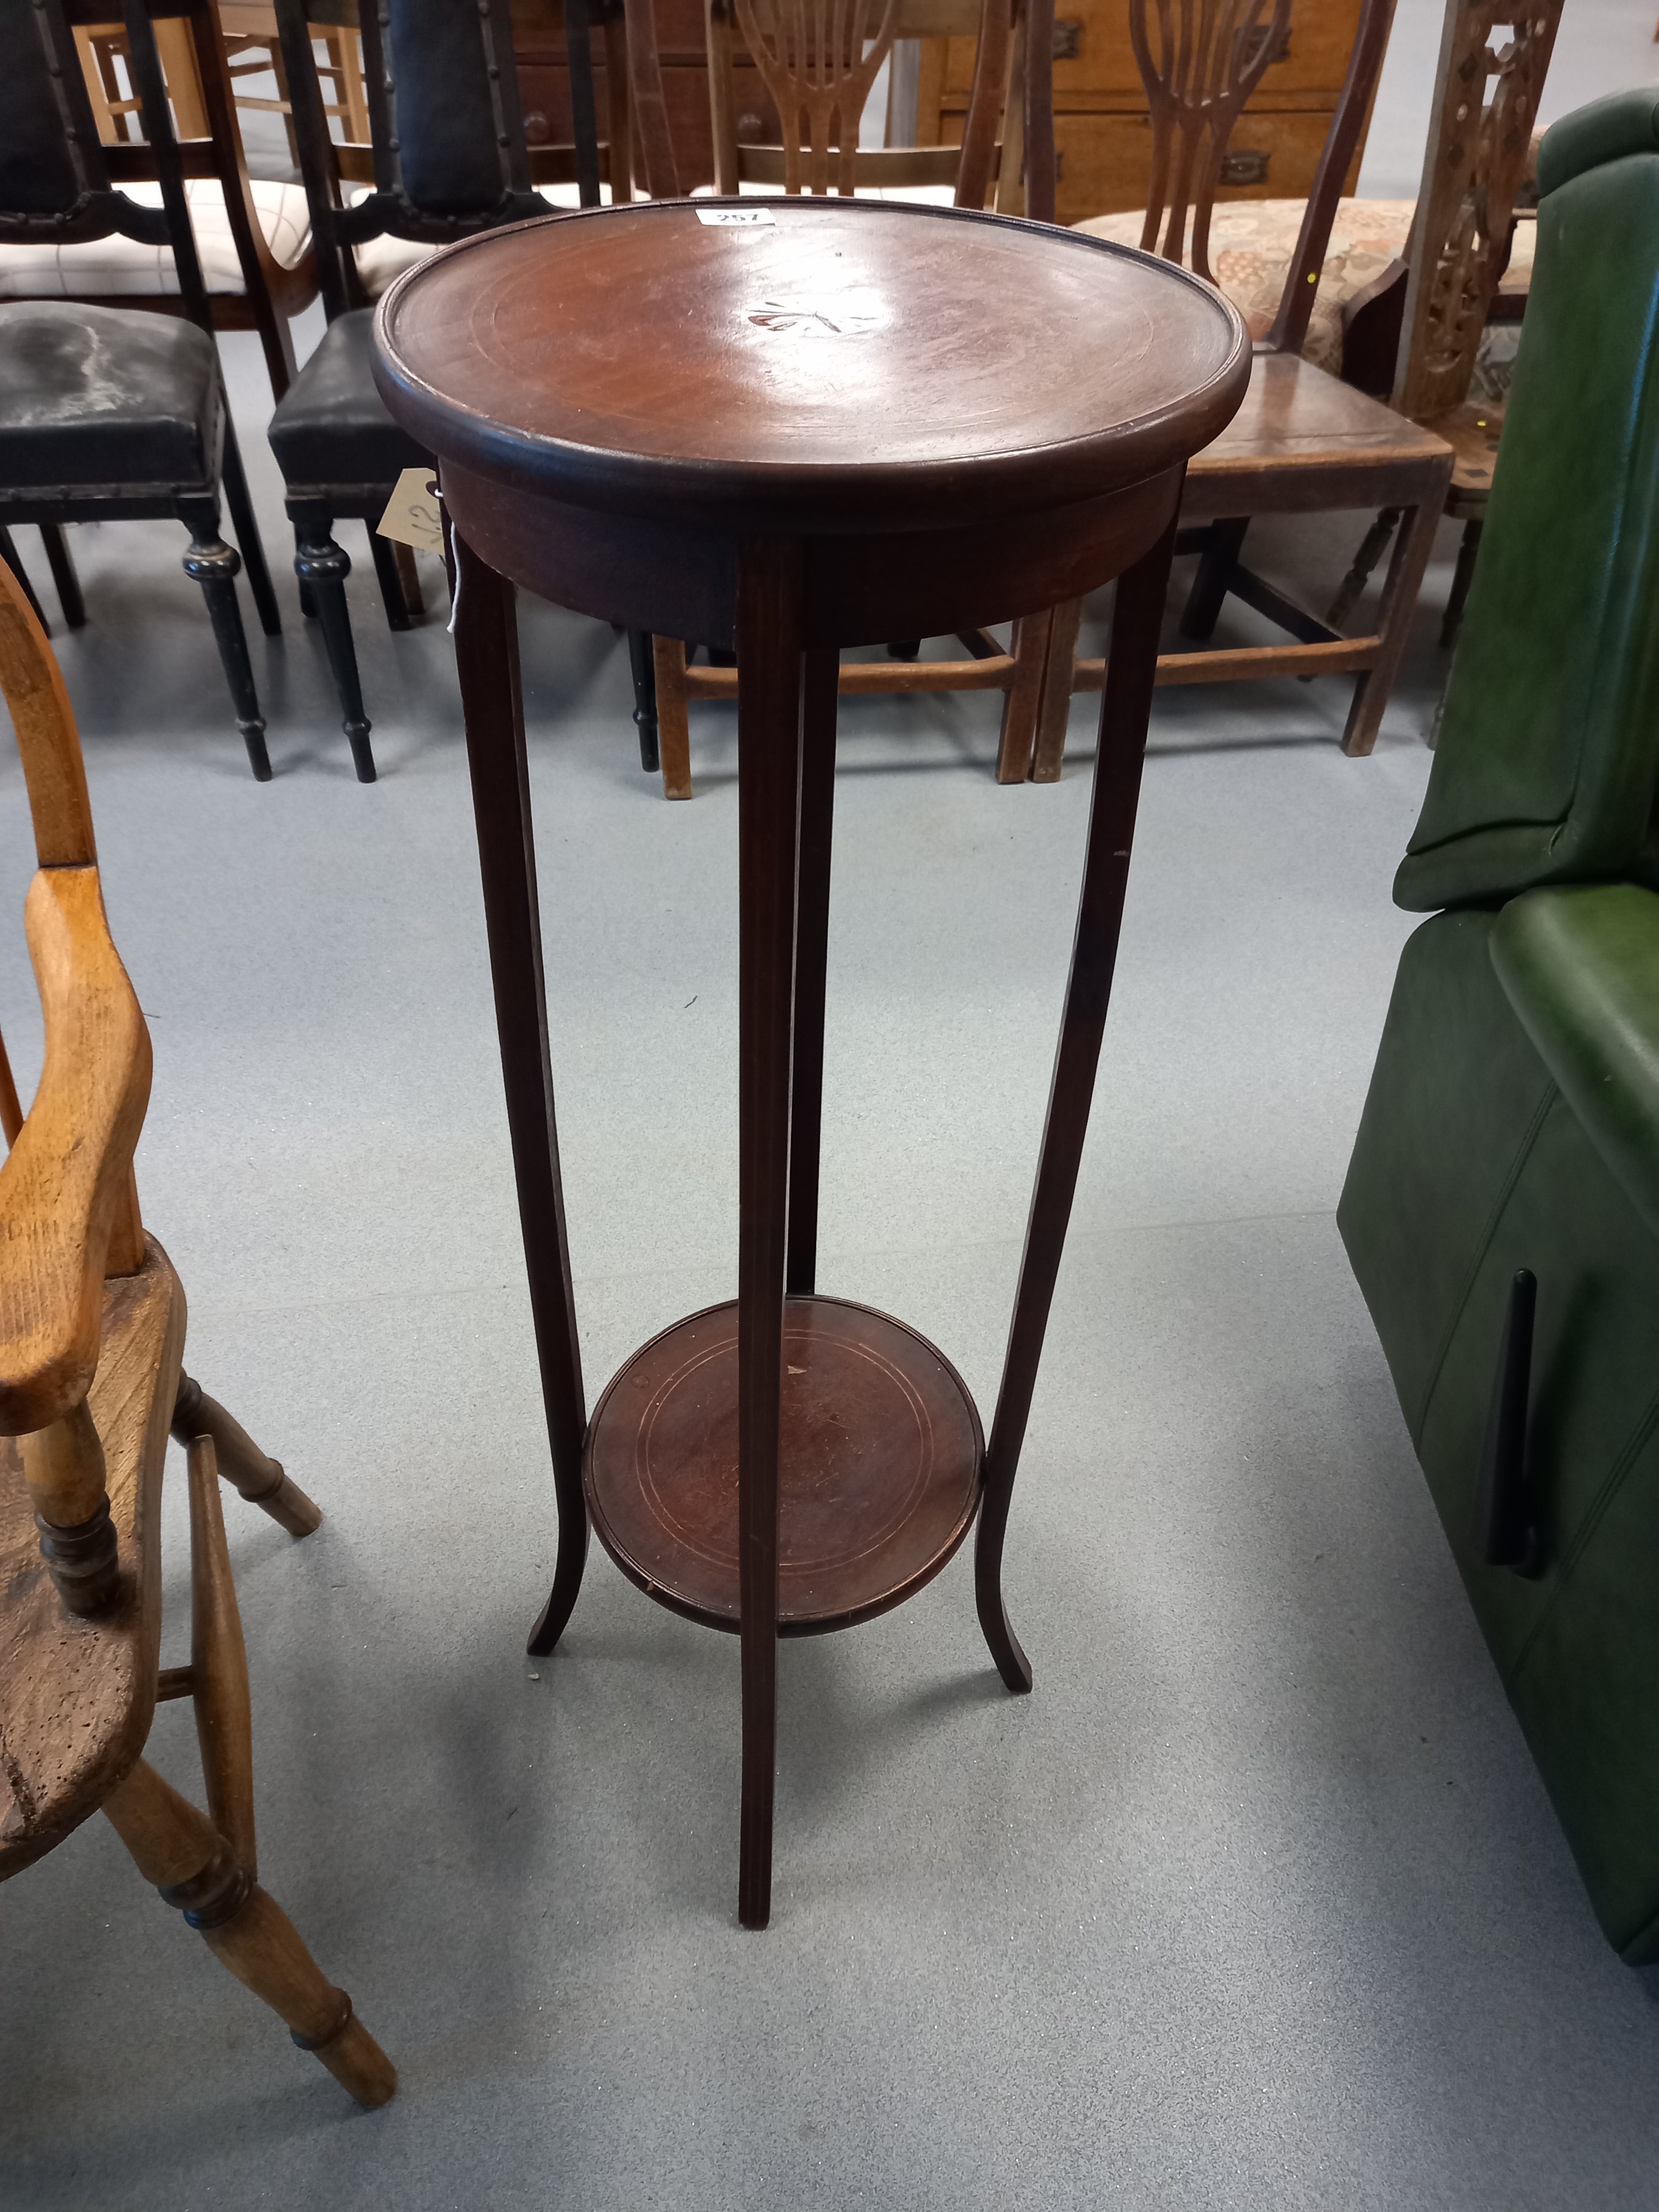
1339;90;1659;1961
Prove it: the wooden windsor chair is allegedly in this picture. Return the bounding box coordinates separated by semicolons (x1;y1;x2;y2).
0;565;395;2108
645;0;1060;798
1025;0;1454;770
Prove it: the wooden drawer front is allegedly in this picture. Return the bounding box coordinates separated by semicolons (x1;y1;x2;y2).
943;0;1363;98
516;60;616;146
1041;105;1340;225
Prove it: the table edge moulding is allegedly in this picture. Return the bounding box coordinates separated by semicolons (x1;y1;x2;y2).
371;195;1248;1929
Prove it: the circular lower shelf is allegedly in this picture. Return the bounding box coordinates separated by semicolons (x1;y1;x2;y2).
583;1295;983;1635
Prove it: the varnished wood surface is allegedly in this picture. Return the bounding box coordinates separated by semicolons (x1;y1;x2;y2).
372;199;1248;530
0;1241;185;1879
1192;352;1453;474
585;1296;984;1635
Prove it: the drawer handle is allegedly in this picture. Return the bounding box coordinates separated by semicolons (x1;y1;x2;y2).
1240;21;1291;66
1052;18;1082;59
1219;148;1270;186
524;109;551;145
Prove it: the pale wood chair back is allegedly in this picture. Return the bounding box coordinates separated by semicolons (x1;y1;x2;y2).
1392;0;1562;420
1128;0;1394;356
707;0;1052;217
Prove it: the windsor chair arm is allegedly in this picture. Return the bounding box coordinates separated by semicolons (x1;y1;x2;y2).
0;865;152;1435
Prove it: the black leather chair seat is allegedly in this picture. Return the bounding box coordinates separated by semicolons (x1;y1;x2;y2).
269;310;429;487
0;304;220;488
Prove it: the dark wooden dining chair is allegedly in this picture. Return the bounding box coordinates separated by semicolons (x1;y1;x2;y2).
1024;0;1453;771
647;0;1059;797
0;0;317;404
0;0;281;778
267;0;678;781
1326;0;1562;649
0;566;395;2107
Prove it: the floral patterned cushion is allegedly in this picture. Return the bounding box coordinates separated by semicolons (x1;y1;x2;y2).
1072;195;1530;399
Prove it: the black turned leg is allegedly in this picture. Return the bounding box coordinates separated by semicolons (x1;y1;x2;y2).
735;538;807;1931
977;513;1180;1695
626;629;660;772
1442;518;1483;649
1326;507;1401;632
784;647;839;1299
1178;515;1248;641
448;527;590;1661
219;416;280;638
293;512;375;782
40;526;85;629
0;528;47;630
180;500;271;782
885;639;921;660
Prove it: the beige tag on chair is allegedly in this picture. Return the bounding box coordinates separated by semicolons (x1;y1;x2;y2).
376;467;443;553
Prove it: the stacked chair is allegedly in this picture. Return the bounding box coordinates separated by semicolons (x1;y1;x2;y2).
269;0;677;782
1340;91;1659;1961
0;564;395;2101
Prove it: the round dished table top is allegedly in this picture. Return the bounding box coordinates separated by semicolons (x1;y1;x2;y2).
372;197;1250;535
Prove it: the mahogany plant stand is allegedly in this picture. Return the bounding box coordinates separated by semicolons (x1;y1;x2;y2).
372;196;1248;1927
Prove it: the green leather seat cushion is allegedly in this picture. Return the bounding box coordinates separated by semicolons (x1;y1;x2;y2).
1492;884;1659;1240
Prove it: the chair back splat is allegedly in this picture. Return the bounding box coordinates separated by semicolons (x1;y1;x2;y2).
707;0;1048;218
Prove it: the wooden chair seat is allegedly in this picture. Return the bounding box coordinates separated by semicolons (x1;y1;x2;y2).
1186;351;1452;509
0;1239;184;1880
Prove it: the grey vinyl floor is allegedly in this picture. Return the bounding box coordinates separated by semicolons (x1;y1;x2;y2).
8;74;1659;2207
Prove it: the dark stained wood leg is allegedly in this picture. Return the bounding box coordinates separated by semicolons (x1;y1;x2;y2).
291;508;375;783
1178;516;1248;641
369;530;418;633
784;646;839;1299
1441;515;1483;650
218;416;281;639
995;609;1051;785
976;515;1179;1694
1342;482;1446;757
627;629;660;772
180;495;272;783
449;528;590;1658
40;525;85;629
735;537;807;1929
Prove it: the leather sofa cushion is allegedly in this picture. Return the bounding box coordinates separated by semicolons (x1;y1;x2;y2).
0;181;311;300
1396;93;1659;911
0;303;218;489
1493;883;1659;1240
267;309;430;487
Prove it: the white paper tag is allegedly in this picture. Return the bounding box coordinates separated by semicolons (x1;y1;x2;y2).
376;467;443;553
696;206;776;227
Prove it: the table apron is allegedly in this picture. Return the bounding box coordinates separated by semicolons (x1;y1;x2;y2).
437;461;1184;649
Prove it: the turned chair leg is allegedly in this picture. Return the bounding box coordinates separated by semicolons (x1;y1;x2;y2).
40;525;86;629
1327;506;1401;632
626;628;660;772
292;510;377;784
172;1371;322;1538
102;1758;396;2108
653;634;693;799
179;497;272;782
368;530;422;633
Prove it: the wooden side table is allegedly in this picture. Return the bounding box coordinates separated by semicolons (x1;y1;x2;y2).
373;197;1247;1926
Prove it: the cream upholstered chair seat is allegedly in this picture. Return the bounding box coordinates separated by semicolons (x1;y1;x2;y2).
351;181;617;297
1073;195;1531;397
0;179;311;298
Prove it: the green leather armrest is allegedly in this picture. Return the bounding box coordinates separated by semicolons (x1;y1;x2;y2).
1491;883;1659;1238
1395;91;1659;914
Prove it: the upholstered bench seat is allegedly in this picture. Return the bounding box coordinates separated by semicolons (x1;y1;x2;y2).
0;302;217;487
0;179;311;299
